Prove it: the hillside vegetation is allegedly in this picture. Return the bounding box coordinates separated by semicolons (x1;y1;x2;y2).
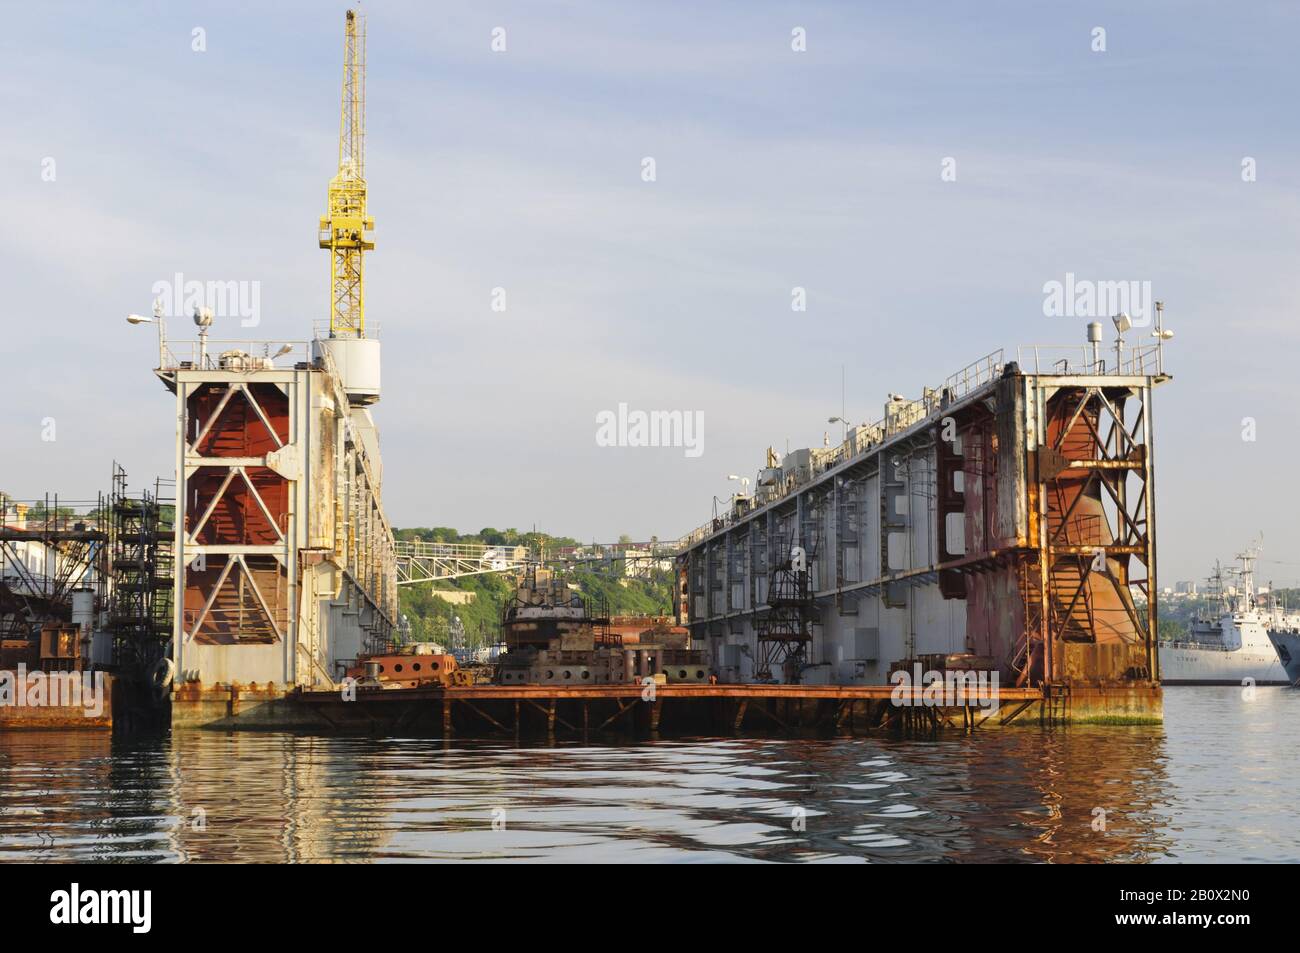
394;526;676;648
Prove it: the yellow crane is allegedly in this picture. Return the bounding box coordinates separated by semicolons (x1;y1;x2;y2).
319;9;373;338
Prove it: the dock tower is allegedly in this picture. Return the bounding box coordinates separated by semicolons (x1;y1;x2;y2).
146;10;396;725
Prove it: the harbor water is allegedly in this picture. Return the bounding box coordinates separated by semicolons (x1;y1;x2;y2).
0;686;1295;863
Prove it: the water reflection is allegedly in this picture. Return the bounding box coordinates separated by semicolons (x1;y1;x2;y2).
0;687;1296;863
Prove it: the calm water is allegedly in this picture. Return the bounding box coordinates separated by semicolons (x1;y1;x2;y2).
0;686;1295;863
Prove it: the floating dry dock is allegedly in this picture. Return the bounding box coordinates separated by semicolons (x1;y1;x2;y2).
155;325;1171;733
678;329;1171;725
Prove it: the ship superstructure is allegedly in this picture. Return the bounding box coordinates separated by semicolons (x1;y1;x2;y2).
1160;546;1299;685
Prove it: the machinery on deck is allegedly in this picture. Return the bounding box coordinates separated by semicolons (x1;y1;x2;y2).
494;566;708;686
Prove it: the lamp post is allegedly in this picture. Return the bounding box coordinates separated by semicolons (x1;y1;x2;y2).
828;416;849;445
1111;312;1132;373
1151;301;1174;374
125;298;168;368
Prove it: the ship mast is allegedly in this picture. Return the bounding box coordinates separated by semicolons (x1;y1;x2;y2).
1200;561;1225;621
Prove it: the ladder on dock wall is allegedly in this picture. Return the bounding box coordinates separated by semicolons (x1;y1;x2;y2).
1013;558;1042;686
1041;685;1069;726
880;464;908;610
755;503;823;683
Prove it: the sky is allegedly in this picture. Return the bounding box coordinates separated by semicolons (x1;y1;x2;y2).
3;0;1300;586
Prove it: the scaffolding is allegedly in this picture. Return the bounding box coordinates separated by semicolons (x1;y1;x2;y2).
0;465;173;676
754;500;823;683
107;465;176;676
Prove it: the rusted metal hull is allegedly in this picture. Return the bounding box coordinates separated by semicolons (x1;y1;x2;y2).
165;680;1161;734
170;681;326;730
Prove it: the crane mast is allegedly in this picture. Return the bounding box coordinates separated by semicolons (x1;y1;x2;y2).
319;9;373;338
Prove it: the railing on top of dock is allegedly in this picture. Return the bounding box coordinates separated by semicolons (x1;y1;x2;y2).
158;339;314;372
148;320;382;374
942;349;1005;401
675;348;1002;552
1015;342;1163;377
674;337;1172;552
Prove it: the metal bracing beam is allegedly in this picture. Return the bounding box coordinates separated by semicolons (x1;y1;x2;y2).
1037;380;1158;684
394;540;534;585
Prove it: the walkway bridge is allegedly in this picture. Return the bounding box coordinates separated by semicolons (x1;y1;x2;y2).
394;541;535;585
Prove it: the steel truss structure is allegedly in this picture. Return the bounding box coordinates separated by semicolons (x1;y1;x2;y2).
1027;377;1158;684
0;496;105;642
395;541;533;585
160;347;398;687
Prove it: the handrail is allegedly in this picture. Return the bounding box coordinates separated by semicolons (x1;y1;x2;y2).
159;339;314;372
394;540;533;561
1015;343;1162;376
677;338;1170;552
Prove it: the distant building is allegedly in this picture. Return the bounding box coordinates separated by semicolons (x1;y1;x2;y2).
621;548;674;578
